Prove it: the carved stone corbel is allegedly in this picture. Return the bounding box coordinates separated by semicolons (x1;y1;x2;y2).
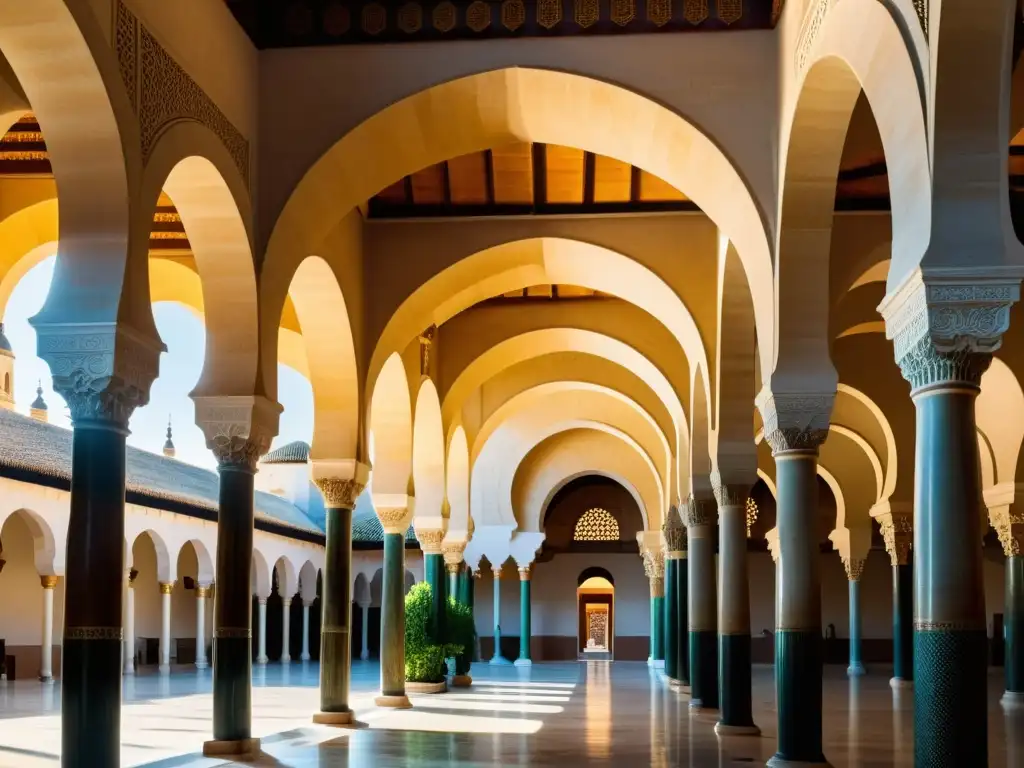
755;387;834;456
193;395;281;471
311;460;370;509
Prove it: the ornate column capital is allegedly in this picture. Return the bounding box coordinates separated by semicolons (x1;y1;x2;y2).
257;597;268;606
843;556;866;582
376;505;413;535
518;565;532;581
755;387;833;455
661;504;687;556
871;504;913;566
415;527;446;554
879;268;1022;391
193;394;281;471
314;478;366;509
765;527;780;564
710;470;753;508
990;507;1024;557
159;581;175;595
40;575;58;589
282;597;292;607
31;321;164;428
442;541;466;567
684;495;717;532
194;585;211;599
642;548;665;596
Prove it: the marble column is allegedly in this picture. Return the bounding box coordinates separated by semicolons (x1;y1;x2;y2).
39;575;57;682
999;524;1024;706
300;600;312;662
879;513;913;688
124;570;136;676
376;505;413;708
418;529;447;646
490;564;512;665
677;543;690;686
281;598;292;663
471;570;481;662
256;598;269;664
359;602;370;660
664;555;678;679
846;561;866;677
663;504;687;684
457;565;472;605
195;584;210;669
313;476;363;724
515;566;532;666
643;549;665;666
712;479;758;735
686;495;718;711
159;581;174;672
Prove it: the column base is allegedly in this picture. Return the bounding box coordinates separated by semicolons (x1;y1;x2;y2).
313;710;355;726
689;700;718;713
375;694;412;708
256;657;268;665
195;661;208;670
281;656;291;664
847;663;866;677
653;659;665;669
889;677;913;689
715;723;761;737
766;757;831;767
39;676;53;684
300;653;311;662
202;737;261;758
489;656;513;666
451;674;473;687
158;664;171;674
360;652;370;661
513;658;532;667
1001;691;1024;708
647;656;654;666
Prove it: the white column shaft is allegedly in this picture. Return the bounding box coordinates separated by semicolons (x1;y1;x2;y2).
281;599;292;662
360;604;370;660
257;599;268;664
300;603;311;661
195;590;208;669
40;584;54;680
159;588;172;671
124;584;135;675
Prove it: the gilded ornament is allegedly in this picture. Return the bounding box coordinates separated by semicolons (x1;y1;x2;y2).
647;0;672;26
537;0;563;29
159;582;175;595
433;1;457;32
65;626;123;641
501;0;526;30
574;0;600;28
323;3;351;35
717;0;741;24
194;585;211;599
362;3;387;35
416;528;446;553
683;0;708;24
610;0;635;26
398;3;423;32
466;1;492;32
40;575;58;589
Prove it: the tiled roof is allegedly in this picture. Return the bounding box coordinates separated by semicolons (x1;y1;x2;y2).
0;409;321;536
352;510;417;544
262;440;310;464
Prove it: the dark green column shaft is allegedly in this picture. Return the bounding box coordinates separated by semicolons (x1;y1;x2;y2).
687;497;718;711
380;532;407;697
912;384;987;765
678;554;690;685
892;558;913;684
773;450;826;765
457;566;472;605
424;553;446;643
319;503;354;715
212;462;256;743
61;420;128;768
664;558;678;680
651;596;665;660
1007;555;1024;700
518;570;532;663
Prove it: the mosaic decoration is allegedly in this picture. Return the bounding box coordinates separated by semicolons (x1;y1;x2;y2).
362;2;387;34
398;2;423;32
647;0;673;26
683;0;709;24
323;2;352;34
433;1;458;32
575;0;600;28
502;0;526;30
537;0;563;29
574;507;620;541
611;0;636;26
718;0;743;24
466;1;492;32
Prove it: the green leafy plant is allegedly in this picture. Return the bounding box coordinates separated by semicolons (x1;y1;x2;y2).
405;582;463;682
447;596;476;676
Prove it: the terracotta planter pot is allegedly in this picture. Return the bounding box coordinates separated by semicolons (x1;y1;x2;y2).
406;680;447;694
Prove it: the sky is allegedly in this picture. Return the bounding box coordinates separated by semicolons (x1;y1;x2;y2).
6;255;314;469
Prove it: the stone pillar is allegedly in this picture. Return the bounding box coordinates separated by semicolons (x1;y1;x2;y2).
711;477;759;735
256;598;269;665
757;389;832;767
375;505;413;708
159;581;174;672
312;473;365;724
124;570;136;676
515;566;532;666
443;542;466;603
39;575;57;682
663;554;677;678
643;549;665;666
845;560;866;677
195;584;210;669
662;505;687;684
995;512;1024;706
281;598;292;663
879;275;1018;767
876;510;913;687
457;565;472;605
301;600;312;662
490;564;512;665
359;602;370;660
685;495;718;711
417;528;447;646
194;395;278;758
32;321;163;768
471;569;482;662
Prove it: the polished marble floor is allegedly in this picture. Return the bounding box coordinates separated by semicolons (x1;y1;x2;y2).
0;661;1019;766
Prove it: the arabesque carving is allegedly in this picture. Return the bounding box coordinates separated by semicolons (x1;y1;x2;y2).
314;478;365;509
756;389;833;455
684;495;717;528
877;512;912;566
990;507;1024;558
377;506;412;534
416;528;446;554
662;505;687;554
194;396;281;471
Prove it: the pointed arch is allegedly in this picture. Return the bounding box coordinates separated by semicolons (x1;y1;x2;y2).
412;378;445;523
446;425;470;537
369;352;413;502
690;365;713;498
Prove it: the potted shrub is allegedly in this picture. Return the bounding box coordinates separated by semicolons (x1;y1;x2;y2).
447;597;476;687
405;582;461;693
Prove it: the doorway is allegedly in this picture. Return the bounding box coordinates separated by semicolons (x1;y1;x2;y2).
577;567;615;661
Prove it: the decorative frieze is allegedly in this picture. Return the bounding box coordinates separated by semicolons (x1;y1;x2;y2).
756;388;833;456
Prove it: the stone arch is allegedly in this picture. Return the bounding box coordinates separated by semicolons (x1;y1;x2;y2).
251;547;271;599
578;566;615;587
977;357;1024;493
265;67;774;376
130;529;173;584
299;560;318;603
0;199;57;321
353;572;370;606
274;555;298;600
412;378;445;523
834;383;900;503
446;424;470;537
690;364;713;498
0;507;58;576
369;352;413;503
182;538;215;586
369;568;383;607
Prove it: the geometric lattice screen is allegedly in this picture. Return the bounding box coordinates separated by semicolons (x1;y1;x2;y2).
573;507;620;541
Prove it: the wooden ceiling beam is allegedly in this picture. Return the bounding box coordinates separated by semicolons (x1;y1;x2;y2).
629;165;641;203
532;142;547;209
484;150;496;205
403;174;413;205
583;152;596;205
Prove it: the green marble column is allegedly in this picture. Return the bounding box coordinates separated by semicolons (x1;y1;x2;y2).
377;522;412;708
686;495;718;711
713;481;758;735
847;574;866;677
678;551;690;685
664;557;678;680
663;505;687;684
891;550;914;687
490;566;512;665
1006;554;1024;705
424;552;446;643
643;549;665;665
457;565;472;605
207;448;259;756
515;566;532;666
313;479;362;726
61;418;129;768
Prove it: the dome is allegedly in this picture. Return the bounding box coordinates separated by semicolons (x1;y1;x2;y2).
262;440;311;464
0;323;13;356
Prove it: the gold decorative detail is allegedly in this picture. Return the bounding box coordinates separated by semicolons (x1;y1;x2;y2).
683;0;708;24
323;3;352;35
574;507;619;541
433;1;458;32
314;478;365;509
40;575;58;589
442;542;466;566
66;627;123;641
647;0;672;26
502;0;526;30
518;566;532;581
398;3;423;32
574;0;600;28
150;231;189;241
745;497;759;538
416;528;446;554
377;506;412;534
610;0;636;26
159;582;175;595
466;1;492;32
0;131;44;143
717;0;741;24
194;585;211;599
215;627;251;639
0;151;48;161
418;325;436;376
362;3;387;34
152;212;181;224
537;0;563;29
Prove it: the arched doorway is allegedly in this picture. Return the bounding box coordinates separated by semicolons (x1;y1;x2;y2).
577;566;614;661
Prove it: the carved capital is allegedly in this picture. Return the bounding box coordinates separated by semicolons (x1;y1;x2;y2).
159;581;175;595
314;478;365;509
710;470;752;508
415;528;446;554
193;395;281;471
194;585;211;599
880;269;1021;391
31;321;164;427
684;495;716;529
755;387;833;455
518;565;531;581
765;528;780;564
661;504;687;554
642;549;664;585
441;541;466;566
843;556;866;582
376;506;412;535
40;575;58;589
990;507;1024;557
876;512;913;566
